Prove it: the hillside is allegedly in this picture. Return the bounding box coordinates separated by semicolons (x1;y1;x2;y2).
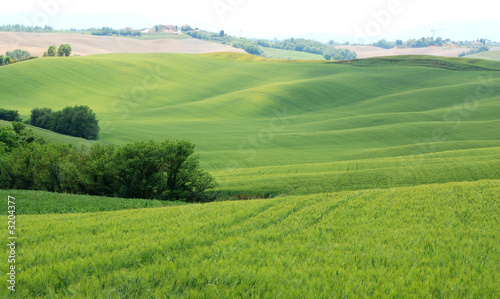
465;49;500;61
0;120;95;146
336;45;500;59
0;32;245;57
4;31;500;59
1;53;499;197
1;180;498;297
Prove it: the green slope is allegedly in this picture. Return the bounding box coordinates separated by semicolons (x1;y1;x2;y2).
1;180;498;297
465;50;500;61
260;47;325;60
0;120;95;147
1;53;499;197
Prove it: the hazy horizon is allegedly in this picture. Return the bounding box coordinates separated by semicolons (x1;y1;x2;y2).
1;0;499;43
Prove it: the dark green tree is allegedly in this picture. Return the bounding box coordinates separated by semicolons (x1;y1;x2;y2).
51;105;99;140
29;108;53;129
0;109;21;121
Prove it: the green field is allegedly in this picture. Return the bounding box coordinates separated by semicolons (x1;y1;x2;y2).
1;53;499;197
466;50;500;61
260;47;325;60
1;180;498;297
0;189;185;215
0;53;499;297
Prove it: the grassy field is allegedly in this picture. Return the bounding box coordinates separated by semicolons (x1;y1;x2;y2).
1;180;498;297
466;50;500;61
1;53;499;297
0;190;185;215
1;53;499;197
260;47;325;60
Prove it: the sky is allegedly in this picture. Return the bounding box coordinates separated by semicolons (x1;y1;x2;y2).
1;0;499;42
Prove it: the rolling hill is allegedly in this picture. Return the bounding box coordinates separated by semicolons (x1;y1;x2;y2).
465;49;500;61
0;32;245;57
1;53;499;197
1;53;499;297
2;180;498;297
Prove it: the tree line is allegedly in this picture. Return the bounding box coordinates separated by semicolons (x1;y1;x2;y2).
0;24;53;32
257;38;357;60
43;44;72;57
0;49;37;66
187;30;263;55
459;45;489;57
187;30;357;60
90;27;141;37
29;105;99;140
0;122;217;202
0;106;99;140
0;109;22;122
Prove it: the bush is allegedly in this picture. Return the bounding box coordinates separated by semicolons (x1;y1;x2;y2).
0;139;218;202
29;105;99;140
29;108;53;129
0;108;22;121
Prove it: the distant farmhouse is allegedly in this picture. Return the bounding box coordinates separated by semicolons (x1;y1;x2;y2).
142;25;181;34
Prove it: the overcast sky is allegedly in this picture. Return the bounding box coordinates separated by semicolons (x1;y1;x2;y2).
2;0;499;41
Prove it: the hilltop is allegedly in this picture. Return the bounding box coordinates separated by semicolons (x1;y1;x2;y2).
0;32;244;57
3;31;500;59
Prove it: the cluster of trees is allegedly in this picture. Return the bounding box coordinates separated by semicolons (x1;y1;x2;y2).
0;105;98;140
0;122;42;153
188;31;356;60
0;109;22;122
187;30;263;55
90;27;141;37
373;39;398;49
459;45;489;57
0;123;217;202
29;105;99;140
257;38;357;60
28;105;99;140
43;44;72;57
372;37;445;49
0;24;53;32
1;50;37;66
323;48;357;61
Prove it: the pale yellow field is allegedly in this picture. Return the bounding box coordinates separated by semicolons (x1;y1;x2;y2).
0;32;245;57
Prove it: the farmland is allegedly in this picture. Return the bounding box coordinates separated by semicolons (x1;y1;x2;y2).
0;53;499;297
1;53;499;197
1;180;498;297
466;49;500;61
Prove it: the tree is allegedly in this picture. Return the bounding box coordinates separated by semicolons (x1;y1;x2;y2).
29;108;53;129
4;56;11;65
47;45;56;56
0;109;21;122
12;122;26;134
52;105;99;140
57;44;72;57
219;30;225;37
0;55;3;65
181;25;193;32
6;49;31;60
